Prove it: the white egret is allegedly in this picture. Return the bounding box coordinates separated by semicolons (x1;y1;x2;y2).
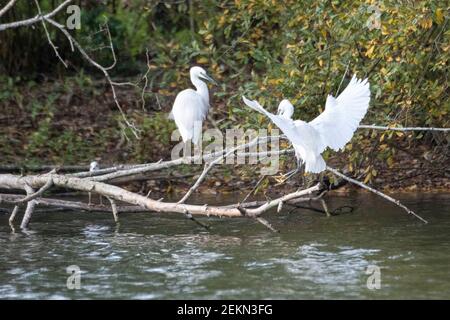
242;75;370;174
89;161;102;205
89;161;99;172
169;66;217;145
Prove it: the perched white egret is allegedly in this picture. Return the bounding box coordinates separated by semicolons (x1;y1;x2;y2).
89;161;99;172
243;75;370;174
89;161;101;205
169;66;217;145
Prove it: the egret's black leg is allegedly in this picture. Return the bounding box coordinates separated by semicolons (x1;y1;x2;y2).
283;158;302;180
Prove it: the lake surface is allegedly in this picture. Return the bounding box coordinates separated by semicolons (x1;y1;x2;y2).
0;193;449;299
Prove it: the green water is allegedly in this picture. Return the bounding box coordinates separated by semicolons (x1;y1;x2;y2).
0;193;449;299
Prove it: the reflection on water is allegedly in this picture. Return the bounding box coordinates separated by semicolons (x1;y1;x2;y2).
0;193;449;299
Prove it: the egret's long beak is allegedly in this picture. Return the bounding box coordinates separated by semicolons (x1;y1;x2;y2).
200;73;218;85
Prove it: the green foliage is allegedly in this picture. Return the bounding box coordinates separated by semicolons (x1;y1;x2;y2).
128;112;177;163
0;1;448;183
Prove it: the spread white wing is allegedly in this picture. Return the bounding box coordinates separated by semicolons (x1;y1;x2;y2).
309;75;370;152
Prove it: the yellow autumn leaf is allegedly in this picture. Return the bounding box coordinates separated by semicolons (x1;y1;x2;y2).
365;45;375;58
268;78;283;85
158;89;171;96
419;17;433;29
218;15;226;27
387;156;394;167
196;57;209;64
435;8;444;25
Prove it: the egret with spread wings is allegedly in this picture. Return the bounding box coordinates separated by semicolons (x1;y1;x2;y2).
242;75;370;174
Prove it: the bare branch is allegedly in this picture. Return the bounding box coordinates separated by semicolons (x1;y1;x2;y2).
8;205;20;224
20;185;37;229
0;0;17;18
326;166;428;224
108;197;119;222
44;17;141;138
177;137;259;204
254;217;279;233
0;173;321;219
0;0;72;31
359;125;450;132
34;0;68;67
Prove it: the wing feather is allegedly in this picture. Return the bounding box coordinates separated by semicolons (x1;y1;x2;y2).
309;75;370;152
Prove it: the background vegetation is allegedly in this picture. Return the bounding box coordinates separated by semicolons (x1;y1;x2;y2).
0;0;448;190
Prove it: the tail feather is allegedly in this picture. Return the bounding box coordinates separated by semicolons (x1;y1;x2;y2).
304;154;326;173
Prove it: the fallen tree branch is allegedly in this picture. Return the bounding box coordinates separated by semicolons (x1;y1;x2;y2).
1;193;143;213
108;197;119;222
13;177;53;203
0;173;321;229
326;166;428;224
79;136;281;183
20;185;37;229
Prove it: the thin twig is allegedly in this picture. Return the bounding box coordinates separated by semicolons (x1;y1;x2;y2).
183;209;210;230
0;0;72;31
254;217;279;232
241;175;266;204
34;0;67;67
9;205;19;224
177;136;264;204
44;17;141;138
336;61;350;96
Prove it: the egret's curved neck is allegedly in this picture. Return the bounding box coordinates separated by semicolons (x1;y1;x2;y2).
283;113;293;120
281;110;293;120
191;76;209;105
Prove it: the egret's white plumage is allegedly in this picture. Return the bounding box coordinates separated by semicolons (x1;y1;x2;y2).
89;161;99;172
170;66;216;145
243;75;370;173
88;161;100;205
